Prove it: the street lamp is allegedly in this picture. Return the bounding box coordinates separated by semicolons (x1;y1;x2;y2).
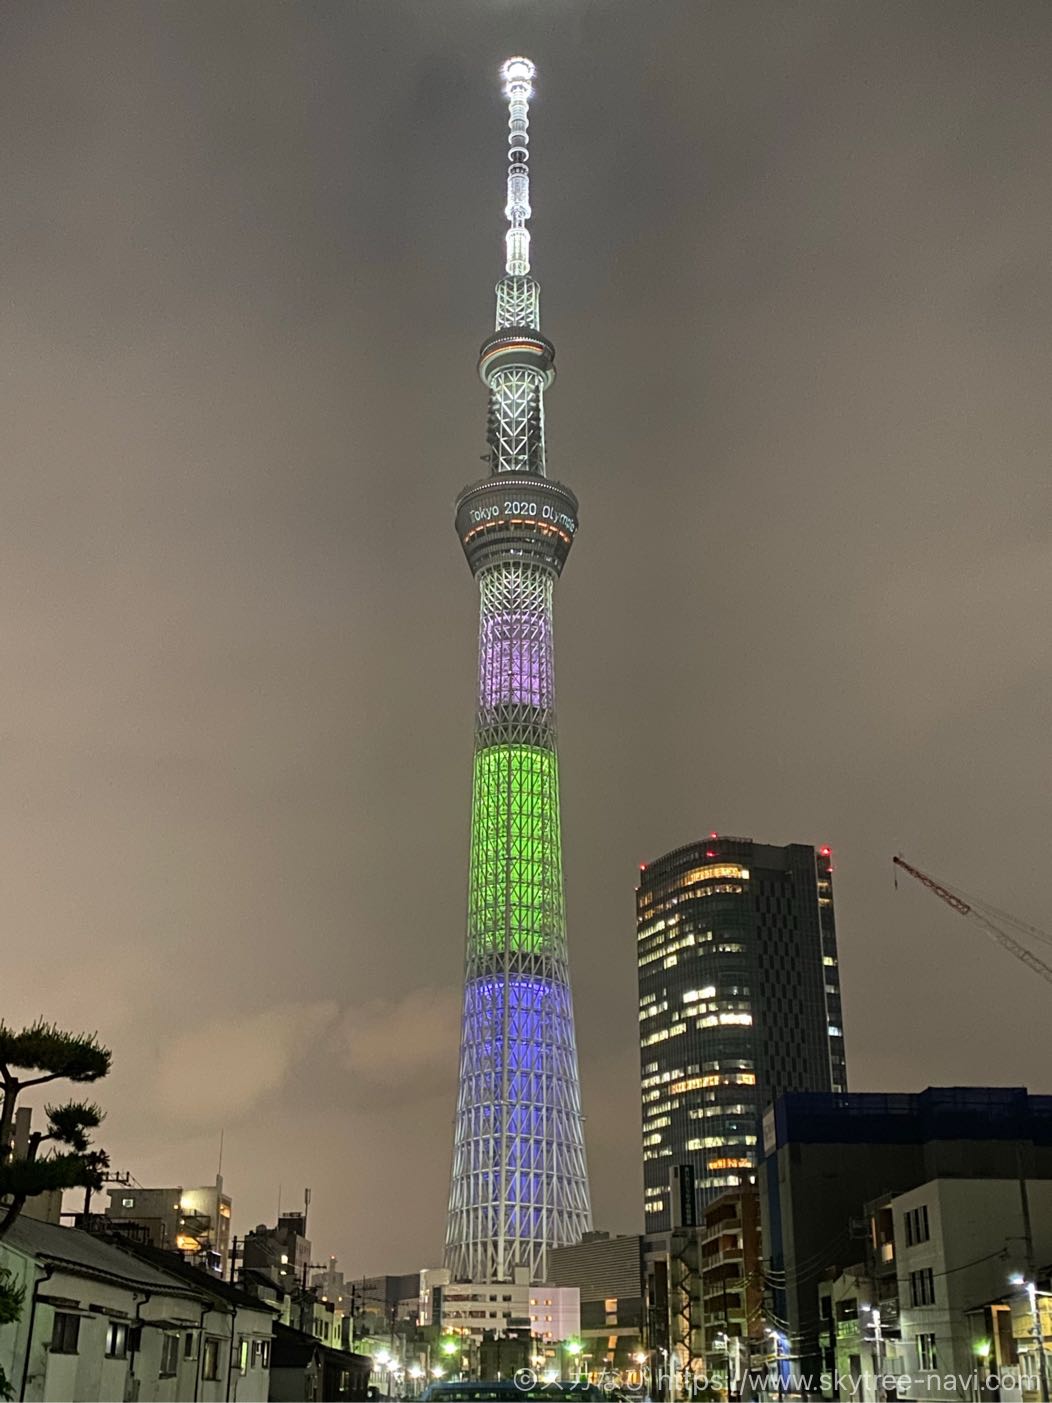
564;1339;583;1380
1010;1275;1052;1403
870;1309;885;1403
374;1349;395;1401
630;1351;649;1393
438;1337;460;1380
766;1328;786;1402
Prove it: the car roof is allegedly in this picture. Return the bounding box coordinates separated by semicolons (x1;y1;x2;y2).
420;1385;608;1401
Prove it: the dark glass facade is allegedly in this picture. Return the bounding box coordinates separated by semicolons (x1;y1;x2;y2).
637;837;846;1231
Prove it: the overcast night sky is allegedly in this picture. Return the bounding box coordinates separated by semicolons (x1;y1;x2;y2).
2;1;1051;1276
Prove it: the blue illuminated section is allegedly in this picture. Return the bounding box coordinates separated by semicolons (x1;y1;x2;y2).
451;972;578;1251
462;974;552;1098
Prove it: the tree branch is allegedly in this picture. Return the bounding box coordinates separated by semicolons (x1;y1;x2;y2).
16;1074;63;1091
0;1196;26;1240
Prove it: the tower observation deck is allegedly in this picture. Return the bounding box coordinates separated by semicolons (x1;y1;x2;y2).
444;58;592;1285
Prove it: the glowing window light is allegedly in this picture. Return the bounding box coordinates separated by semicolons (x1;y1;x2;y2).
670;1073;756;1094
680;864;749;886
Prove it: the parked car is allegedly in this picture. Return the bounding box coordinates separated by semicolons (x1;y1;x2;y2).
420;1382;612;1402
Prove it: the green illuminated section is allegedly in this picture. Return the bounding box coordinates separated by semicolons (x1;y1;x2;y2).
468;743;565;958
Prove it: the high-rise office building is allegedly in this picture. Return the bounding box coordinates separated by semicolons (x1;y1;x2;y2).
637;837;845;1229
443;58;591;1284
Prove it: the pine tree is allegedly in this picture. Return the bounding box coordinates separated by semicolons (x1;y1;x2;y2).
0;1021;112;1238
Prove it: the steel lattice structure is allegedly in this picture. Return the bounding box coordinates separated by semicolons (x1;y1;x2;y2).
444;58;592;1284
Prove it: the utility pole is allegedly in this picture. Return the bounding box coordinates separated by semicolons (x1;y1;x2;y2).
1026;1283;1052;1403
1018;1148;1050;1403
870;1309;884;1403
79;1167;136;1219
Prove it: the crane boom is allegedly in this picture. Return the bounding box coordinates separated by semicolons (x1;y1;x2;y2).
892;854;1052;989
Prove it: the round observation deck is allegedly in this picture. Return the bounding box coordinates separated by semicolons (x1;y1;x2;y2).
455;474;578;577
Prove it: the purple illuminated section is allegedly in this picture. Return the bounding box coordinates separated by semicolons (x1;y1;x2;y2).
479;609;553;710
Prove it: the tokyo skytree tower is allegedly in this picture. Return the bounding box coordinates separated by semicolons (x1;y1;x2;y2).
445;58;592;1284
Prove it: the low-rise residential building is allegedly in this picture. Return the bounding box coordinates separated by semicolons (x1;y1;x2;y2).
419;1267;580;1344
819;1179;1052;1402
550;1231;646;1371
243;1212;312;1293
269;1321;372;1403
0;1215;373;1403
894;1178;1052;1403
343;1269;420;1351
311;1257;354;1347
700;1187;763;1383
114;1237;278;1400
103;1175;232;1275
0;1216;243;1402
644;1223;706;1384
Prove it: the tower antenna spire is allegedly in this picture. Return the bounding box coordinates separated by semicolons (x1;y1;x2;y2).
500;57;535;275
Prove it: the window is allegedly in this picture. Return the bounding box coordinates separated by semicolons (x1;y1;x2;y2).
159;1333;180;1377
909;1268;935;1307
184;1332;196;1360
905;1205;930;1246
105;1322;127;1359
252;1339;271;1369
122;1196;135;1208
239;1339;250;1375
50;1312;80;1355
917;1333;937;1370
202;1338;221;1382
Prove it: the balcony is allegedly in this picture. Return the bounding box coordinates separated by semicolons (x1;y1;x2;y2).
702;1250;745;1274
704;1217;743;1244
703;1283;744;1309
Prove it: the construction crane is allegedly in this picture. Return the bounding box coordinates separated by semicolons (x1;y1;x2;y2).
892;854;1052;989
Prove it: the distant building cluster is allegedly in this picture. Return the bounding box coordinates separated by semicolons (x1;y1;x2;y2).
0;1184;373;1402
